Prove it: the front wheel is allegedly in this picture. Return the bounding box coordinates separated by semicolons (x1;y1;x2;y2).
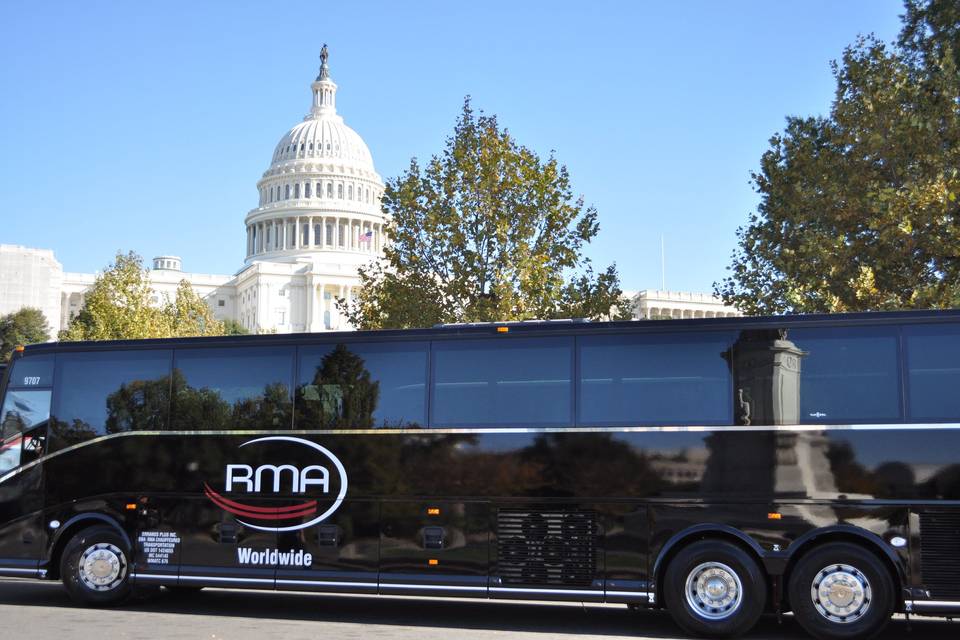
663;539;767;638
787;543;895;640
60;525;133;606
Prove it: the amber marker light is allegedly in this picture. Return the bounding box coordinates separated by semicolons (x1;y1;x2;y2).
427;507;441;516
496;326;509;333
14;345;24;352
428;559;439;566
767;512;782;520
125;503;137;510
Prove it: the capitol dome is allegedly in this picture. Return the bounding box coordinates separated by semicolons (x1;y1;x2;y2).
243;47;385;265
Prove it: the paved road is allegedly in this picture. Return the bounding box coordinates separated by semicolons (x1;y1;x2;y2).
0;578;956;640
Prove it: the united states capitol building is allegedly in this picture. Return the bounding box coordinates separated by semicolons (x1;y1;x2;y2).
0;51;738;336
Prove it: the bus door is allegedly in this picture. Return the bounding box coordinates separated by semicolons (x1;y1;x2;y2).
379;500;489;597
0;354;52;578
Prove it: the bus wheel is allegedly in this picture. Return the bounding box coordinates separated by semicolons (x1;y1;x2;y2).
787;543;894;640
663;539;766;638
60;525;132;606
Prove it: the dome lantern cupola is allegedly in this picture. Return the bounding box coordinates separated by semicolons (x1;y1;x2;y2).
309;44;337;119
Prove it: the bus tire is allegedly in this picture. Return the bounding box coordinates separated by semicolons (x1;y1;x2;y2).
60;525;132;607
787;542;894;640
663;539;766;638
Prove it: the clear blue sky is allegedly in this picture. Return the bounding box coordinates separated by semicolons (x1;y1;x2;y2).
0;1;904;294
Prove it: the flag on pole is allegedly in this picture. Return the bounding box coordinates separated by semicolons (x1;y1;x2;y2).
360;230;373;244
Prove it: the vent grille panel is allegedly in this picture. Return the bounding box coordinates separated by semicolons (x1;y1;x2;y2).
496;509;596;587
920;508;960;600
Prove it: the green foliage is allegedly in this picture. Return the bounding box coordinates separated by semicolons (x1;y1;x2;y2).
341;98;630;329
222;319;250;335
717;0;960;314
0;307;50;361
59;251;225;341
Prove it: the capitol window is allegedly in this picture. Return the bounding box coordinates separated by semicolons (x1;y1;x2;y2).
314;223;323;245
316;182;322;198
337;184;343;199
325;223;334;245
305;183;311;198
294;183;301;199
326;183;333;198
348;185;353;200
285;184;290;199
270;187;274;202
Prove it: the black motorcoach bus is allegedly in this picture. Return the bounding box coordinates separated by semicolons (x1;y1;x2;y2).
2;311;960;639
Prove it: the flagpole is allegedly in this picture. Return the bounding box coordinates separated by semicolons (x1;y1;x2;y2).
660;234;665;291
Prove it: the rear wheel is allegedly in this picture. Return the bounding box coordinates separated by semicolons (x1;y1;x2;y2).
663;539;767;638
60;525;132;606
787;543;895;640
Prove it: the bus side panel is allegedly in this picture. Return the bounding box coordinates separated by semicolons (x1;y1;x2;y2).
601;503;650;601
274;499;379;593
379;500;488;597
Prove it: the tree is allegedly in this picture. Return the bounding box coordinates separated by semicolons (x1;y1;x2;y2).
717;0;960;315
0;307;50;361
164;280;225;338
222;319;250;335
341;98;630;329
60;251;225;341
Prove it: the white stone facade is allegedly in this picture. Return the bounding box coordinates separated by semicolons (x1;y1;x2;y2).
633;289;741;320
0;52;740;339
0;245;65;333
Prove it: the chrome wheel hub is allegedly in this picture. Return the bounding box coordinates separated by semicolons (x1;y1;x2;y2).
811;563;871;623
79;543;127;592
685;561;743;620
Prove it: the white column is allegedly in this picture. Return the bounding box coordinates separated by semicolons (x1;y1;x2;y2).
318;284;326;330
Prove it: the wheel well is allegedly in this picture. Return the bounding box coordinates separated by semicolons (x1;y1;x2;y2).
781;532;904;610
46;517;126;580
654;530;768;608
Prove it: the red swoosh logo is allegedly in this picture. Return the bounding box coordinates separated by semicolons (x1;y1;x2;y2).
203;483;317;521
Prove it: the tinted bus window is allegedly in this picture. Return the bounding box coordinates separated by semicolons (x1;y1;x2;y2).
431;337;573;427
5;354;54;388
296;341;427;429
905;324;960;421
1;390;50;440
579;332;734;426
787;327;901;423
0;389;50;474
171;346;293;431
51;350;172;449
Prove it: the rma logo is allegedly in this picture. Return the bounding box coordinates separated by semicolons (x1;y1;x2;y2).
203;436;348;533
